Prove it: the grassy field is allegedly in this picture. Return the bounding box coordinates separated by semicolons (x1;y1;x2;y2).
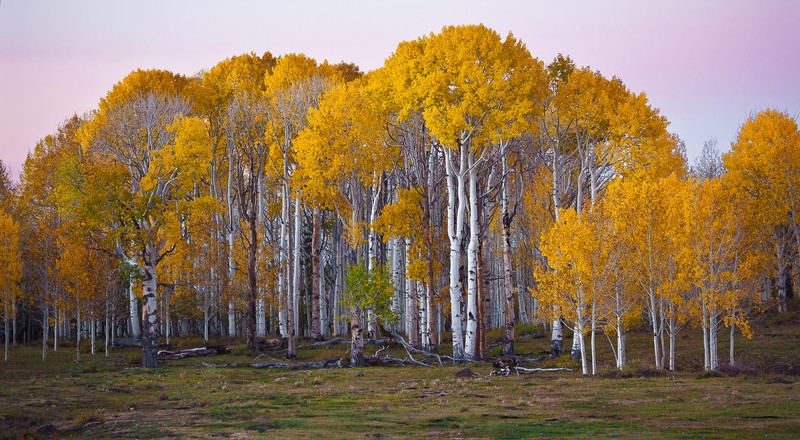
1;309;799;439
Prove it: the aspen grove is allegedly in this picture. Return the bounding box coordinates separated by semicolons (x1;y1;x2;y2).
3;25;798;372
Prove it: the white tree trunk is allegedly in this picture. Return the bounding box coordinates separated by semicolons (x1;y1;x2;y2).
445;148;466;360
3;285;8;362
709;311;718;370
226;142;237;338
464;152;479;360
141;241;160;368
128;258;141;339
292;193;302;338
702;302;710;370
551;317;563;356
91;319;96;355
76;301;81;362
320;247;329;339
590;298;597;375
367;181;381;338
256;296;266;337
390;238;402;332
649;289;662;369
11;300;17;347
729;318;735;366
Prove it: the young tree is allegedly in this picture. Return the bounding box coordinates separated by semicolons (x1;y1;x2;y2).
0;212;22;361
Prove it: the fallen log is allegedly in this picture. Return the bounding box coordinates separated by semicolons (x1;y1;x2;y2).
257;338;284;350
490;366;574;376
295;337;348;350
112;338;142;348
377;323;456;365
158;347;218;360
251;357;341;369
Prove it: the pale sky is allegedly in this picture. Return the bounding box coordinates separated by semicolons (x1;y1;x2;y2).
1;0;798;180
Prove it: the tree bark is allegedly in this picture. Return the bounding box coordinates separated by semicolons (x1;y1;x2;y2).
311;207;322;340
350;305;364;367
501;155;516;356
465;152;479;360
141;241;160;368
445;147;466;360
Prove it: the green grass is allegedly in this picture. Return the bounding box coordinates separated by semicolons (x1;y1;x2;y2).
1;308;799;438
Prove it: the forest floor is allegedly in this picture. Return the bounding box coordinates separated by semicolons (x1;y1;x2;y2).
1;306;799;439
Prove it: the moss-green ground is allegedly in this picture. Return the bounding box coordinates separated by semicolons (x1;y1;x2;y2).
1;308;799;439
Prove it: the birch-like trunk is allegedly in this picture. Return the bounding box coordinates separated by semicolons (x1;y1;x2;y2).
709;311;718;370
576;293;588;375
76;297;81;362
551;317;563;357
350;305;364;367
445;148;466;360
464;152;479;360
616;315;626;369
141;241;160;368
729;318;735;366
292;193;302;340
649;287;662;370
407;279;420;347
3;283;8;361
11;301;16;347
367;181;381;339
41;301;48;361
501;151;515;356
91;319;96;356
311;207;322;340
390;237;403;333
246;207;258;350
104;300;109;358
702;301;710;370
320;246;330;339
590;298;597;375
227;146;237;338
128;260;141;339
284;186;297;358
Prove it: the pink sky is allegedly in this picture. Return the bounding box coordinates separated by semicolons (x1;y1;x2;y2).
1;0;798;180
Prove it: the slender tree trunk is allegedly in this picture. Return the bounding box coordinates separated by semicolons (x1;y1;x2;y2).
4;284;8;361
478;238;491;361
408;279;420;347
128;266;141;339
42;301;48;361
551;317;563;357
710;311;718;370
465;152;479;360
320;246;330;339
76;298;81;362
141;241;160;368
390;237;403;333
445;148;466;360
246;214;258;351
350;305;364;367
649;290;661;369
105;300;109;358
292;194;302;340
729;317;735;366
616;314;626;369
311;207;322;340
227;143;237;338
702;301;710;370
501;158;516;356
590;298;597;375
91;319;96;355
367;181;381;339
11;301;17;347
